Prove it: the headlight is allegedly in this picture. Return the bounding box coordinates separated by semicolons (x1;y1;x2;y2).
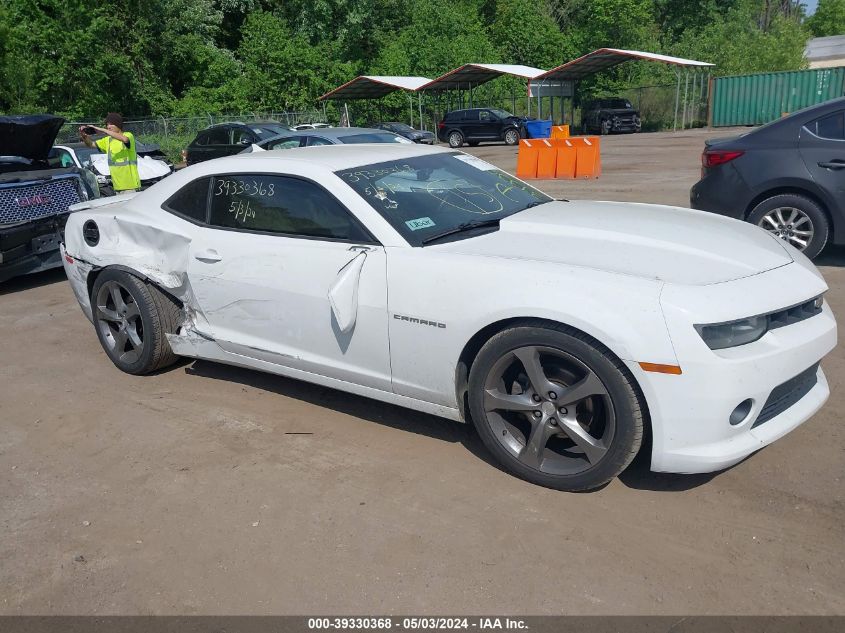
695;315;768;350
96;174;108;184
80;169;101;199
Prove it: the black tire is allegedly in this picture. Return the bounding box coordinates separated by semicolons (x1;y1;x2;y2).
447;130;464;148
467;325;644;492
600;118;612;135
747;194;829;260
504;128;520;146
91;268;182;375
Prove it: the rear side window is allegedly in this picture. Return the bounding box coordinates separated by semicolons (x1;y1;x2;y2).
162;177;211;222
207;174;371;241
306;136;333;146
197;128;230;146
462;111;479;121
266;136;303;150
809;112;845;140
444;112;460;121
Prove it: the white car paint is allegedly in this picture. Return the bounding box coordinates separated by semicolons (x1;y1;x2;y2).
61;144;837;474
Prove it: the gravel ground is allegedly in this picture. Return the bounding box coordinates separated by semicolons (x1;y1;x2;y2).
1;128;843;615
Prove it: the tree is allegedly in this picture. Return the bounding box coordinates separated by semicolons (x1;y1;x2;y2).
806;0;845;36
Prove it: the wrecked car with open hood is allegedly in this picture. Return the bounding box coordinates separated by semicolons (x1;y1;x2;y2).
61;144;836;492
1;114;99;282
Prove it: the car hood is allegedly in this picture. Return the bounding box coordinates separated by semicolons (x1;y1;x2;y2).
0;114;65;161
435;201;793;285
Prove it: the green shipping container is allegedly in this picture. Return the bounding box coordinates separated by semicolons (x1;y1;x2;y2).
711;67;845;127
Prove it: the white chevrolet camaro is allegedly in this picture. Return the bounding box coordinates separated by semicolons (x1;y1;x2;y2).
61;144;837;491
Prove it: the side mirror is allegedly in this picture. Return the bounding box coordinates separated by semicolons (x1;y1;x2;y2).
239;137;252;145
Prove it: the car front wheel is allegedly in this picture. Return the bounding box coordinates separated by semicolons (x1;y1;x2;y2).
600;119;612;135
468;325;644;491
504;128;520;145
748;194;829;259
91;269;182;375
448;131;464;148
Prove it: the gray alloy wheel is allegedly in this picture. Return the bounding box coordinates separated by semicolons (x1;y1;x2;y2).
757;206;814;251
448;131;464;148
504;128;520;146
482;345;615;475
747;193;829;259
600;119;612;135
96;279;145;366
91;269;182;375
467;325;643;491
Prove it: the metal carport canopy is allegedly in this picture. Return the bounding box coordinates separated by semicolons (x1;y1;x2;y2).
421;63;546;90
536;49;713;81
319;76;432;101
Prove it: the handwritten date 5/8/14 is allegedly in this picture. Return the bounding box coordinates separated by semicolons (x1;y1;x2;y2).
228;198;255;223
215;178;275;197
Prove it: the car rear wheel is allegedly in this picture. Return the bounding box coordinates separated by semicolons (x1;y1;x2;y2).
467;325;644;491
504;128;520;145
91;269;182;375
748;194;829;259
448;131;464;148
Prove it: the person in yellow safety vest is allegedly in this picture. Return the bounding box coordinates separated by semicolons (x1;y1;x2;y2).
78;112;141;193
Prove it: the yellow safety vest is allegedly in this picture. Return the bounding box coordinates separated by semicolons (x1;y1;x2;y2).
96;132;141;192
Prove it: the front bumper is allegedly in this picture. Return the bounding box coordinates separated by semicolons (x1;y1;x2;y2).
635;260;836;474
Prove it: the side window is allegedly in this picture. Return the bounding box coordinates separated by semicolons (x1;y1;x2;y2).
811;112;845;140
479;110;493;122
162;177;211;222
208;174;371;242
203;128;230;146
233;128;255;145
267;136;303;150
462;111;479;121
306;136;333;146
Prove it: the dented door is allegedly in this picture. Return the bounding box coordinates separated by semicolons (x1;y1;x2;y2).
186;231;391;392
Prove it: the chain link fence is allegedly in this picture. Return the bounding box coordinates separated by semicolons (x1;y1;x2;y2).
56;111;325;162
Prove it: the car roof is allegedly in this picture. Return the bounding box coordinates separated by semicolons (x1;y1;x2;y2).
289;127;397;138
232;143;453;170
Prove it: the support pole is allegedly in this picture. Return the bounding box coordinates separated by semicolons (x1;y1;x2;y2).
418;92;424;131
673;68;681;131
408;92;414;128
681;69;690;130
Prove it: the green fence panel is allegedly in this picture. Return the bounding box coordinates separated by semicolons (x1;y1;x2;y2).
711;68;845;127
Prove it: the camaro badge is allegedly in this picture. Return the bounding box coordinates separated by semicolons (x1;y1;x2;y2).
393;314;446;329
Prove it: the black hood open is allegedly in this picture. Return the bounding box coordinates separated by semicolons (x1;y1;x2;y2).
0;114;66;161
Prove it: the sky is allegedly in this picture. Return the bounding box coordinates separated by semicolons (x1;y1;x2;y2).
804;0;818;14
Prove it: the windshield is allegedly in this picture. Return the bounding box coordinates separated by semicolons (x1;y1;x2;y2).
605;99;633;109
255;125;290;139
74;147;99;166
388;122;414;132
339;132;408;144
336;153;552;246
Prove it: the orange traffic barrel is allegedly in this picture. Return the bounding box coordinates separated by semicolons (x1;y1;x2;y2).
569;136;600;179
536;139;557;179
555;139;577;179
551;125;570;139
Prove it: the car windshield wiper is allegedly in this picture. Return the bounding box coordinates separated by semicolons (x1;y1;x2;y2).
420;218;501;245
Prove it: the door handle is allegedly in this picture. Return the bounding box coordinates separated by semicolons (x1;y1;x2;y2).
194;249;222;263
817;161;845;170
348;245;375;253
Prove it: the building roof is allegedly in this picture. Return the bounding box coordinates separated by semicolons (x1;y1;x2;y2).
537;48;714;81
319;76;433;101
805;35;845;61
421;64;547;91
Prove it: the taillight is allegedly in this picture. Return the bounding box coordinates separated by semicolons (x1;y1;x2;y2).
437;121;445;129
702;149;744;168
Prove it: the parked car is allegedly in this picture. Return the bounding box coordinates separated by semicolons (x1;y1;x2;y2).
184;121;294;165
61;144;835;492
51;141;172;195
374;122;435;144
582;98;641;135
1;114;99;283
437;108;525;148
242;127;413;152
691;97;845;260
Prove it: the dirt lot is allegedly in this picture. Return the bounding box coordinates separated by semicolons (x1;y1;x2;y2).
1;128;843;615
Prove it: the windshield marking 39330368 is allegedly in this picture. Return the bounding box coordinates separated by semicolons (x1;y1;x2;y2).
336;152;552;246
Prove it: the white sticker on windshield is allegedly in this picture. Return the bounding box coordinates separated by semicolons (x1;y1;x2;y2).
453;154;498;171
405;217;436;231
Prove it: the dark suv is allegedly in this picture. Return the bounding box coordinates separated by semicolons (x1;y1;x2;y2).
1;115;99;283
582;98;641;135
185;121;294;165
437;108;525;148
